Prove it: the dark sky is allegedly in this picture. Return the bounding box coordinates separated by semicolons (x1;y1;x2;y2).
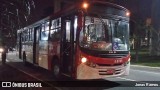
32;0;152;22
32;0;53;21
114;0;152;20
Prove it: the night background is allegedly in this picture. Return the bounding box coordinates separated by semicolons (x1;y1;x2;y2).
6;0;158;56
0;0;160;90
0;0;154;48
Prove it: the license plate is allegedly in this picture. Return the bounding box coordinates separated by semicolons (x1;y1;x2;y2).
107;69;115;74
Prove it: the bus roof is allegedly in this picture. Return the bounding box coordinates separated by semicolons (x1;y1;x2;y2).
50;0;129;18
17;0;129;32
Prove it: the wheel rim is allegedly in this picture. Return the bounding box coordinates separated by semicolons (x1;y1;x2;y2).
54;65;60;76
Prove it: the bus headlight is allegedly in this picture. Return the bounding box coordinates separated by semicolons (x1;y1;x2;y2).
0;48;4;53
81;57;87;63
81;57;97;68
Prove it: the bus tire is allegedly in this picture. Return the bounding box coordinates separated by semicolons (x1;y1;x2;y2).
23;51;27;66
52;60;61;80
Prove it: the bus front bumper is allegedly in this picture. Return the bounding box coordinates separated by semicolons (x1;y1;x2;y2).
76;62;130;79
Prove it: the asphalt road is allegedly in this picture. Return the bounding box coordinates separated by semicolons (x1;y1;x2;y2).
105;65;160;90
2;52;160;90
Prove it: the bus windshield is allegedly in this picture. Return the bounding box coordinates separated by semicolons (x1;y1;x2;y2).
79;16;129;51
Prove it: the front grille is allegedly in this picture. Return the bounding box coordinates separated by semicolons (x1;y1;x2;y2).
99;70;112;75
114;69;122;74
98;67;124;75
97;63;123;66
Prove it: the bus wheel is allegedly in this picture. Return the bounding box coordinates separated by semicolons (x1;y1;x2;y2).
23;51;27;65
52;61;61;80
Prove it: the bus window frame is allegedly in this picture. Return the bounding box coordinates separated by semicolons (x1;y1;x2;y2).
50;18;61;42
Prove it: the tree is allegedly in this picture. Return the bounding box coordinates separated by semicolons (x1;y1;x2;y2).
0;0;35;48
150;0;160;56
134;20;146;61
41;6;54;18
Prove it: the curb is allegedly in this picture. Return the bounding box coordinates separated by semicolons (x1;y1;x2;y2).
6;62;61;90
131;65;160;69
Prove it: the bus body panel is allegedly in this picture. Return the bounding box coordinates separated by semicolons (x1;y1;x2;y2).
48;41;61;70
16;0;130;80
38;40;49;69
76;47;130;79
77;62;130;79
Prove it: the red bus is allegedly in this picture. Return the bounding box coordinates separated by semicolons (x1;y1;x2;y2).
17;0;130;79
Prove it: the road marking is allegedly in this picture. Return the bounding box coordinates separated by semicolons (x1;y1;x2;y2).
116;77;136;81
116;69;160;82
131;69;160;75
131;65;160;69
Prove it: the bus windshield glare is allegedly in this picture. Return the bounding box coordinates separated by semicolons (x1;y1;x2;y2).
79;16;129;51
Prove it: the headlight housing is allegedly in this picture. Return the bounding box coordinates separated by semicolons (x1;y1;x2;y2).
124;58;130;66
80;56;97;68
86;60;97;68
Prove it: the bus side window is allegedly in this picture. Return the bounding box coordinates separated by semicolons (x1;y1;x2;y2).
41;31;49;41
66;21;71;42
50;18;61;42
50;29;61;41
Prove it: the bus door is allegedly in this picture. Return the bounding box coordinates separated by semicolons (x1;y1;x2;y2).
33;26;40;64
61;15;75;74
